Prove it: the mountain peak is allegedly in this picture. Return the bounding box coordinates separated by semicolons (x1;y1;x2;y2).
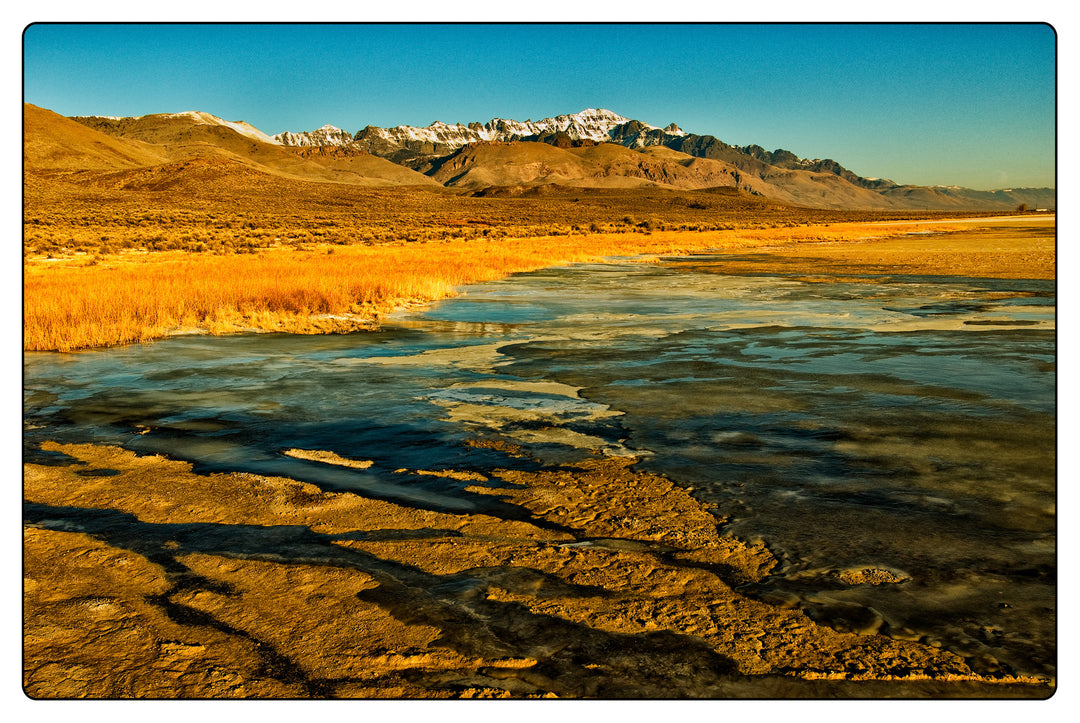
273;123;353;147
568;107;627;122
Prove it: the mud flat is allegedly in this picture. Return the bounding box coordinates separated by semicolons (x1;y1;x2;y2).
24;439;1050;698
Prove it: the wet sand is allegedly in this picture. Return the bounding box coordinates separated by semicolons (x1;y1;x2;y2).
22;216;1056;698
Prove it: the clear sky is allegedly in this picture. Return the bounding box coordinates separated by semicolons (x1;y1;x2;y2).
22;22;1056;190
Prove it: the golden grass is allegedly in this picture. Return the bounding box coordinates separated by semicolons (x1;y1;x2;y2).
24;220;1000;352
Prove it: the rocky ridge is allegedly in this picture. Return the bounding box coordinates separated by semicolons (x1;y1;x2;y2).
276;108;639;152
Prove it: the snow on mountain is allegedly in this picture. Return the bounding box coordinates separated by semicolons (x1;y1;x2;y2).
535;108;639;140
273;124;353;147
161;111;280;145
275;109;655;152
73;110;282;145
368;108;636;148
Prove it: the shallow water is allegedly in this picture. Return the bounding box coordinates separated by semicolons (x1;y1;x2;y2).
24;245;1055;680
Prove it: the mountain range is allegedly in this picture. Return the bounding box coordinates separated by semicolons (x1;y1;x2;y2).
28;104;1053;211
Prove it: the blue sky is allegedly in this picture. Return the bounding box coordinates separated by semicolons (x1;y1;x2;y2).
23;22;1056;190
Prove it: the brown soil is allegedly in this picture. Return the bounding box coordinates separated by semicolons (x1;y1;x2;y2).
24;441;1052;699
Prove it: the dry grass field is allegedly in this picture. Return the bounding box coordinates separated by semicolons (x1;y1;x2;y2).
26;218;1007;352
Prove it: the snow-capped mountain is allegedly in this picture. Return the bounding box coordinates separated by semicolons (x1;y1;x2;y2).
274;108;678;154
274;124;354;147
388;108;634;145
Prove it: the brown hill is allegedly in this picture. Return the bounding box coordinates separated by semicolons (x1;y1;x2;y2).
425;141;748;191
571;144;743;189
742;168;904;210
23;104;171;171
610;144;960;210
23;105;289;200
61;107;438;187
423;141;631;189
283;145;441;186
419;139;921;209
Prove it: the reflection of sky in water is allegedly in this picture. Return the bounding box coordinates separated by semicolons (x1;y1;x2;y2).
24;254;1055;680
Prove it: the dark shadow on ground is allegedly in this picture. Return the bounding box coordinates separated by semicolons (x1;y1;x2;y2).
24;501;746;697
